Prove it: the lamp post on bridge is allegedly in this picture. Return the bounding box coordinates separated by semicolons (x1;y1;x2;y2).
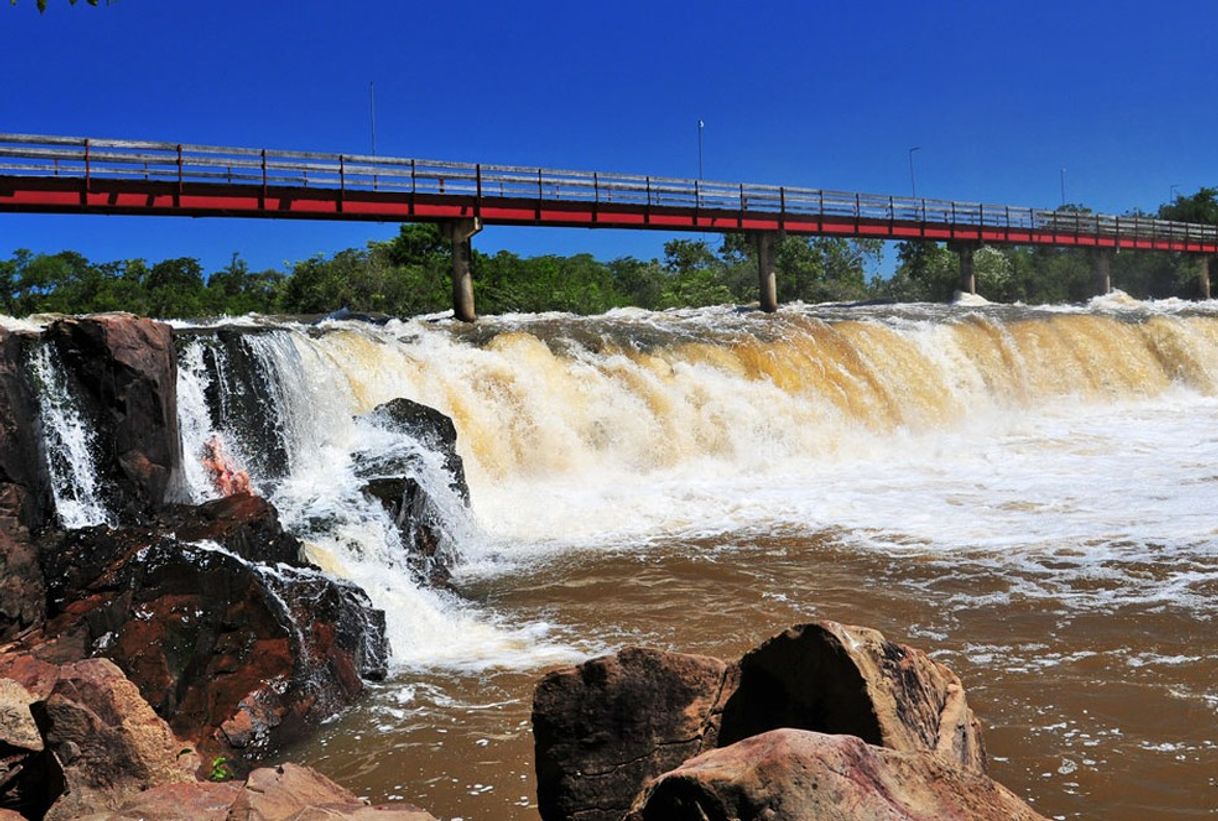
908;146;920;198
1060;168;1067;208
1170;184;1180;204
698;119;704;180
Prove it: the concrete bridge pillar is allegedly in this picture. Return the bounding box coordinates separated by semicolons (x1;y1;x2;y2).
753;231;780;313
1200;256;1212;301
949;242;978;295
1092;248;1113;296
444;218;482;322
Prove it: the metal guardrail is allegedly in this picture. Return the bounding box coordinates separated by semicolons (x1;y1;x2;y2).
0;132;1214;244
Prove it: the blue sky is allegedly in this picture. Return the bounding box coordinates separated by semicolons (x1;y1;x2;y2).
4;0;1217;276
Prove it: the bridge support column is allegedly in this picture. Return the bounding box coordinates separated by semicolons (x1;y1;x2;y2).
753;231;780;313
949;242;978;296
1200;256;1212;300
1092;248;1113;296
444;218;482;322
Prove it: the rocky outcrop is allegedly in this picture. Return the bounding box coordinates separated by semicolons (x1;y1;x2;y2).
533;622;1006;821
719;621;986;772
0;657;436;821
31;494;387;760
627;729;1044;821
0;529;44;645
357;397;470;586
533;647;737;821
0;328;52;535
46;314;182;518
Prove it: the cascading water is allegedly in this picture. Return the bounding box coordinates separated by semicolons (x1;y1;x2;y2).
27;341;112;528
156;297;1218;820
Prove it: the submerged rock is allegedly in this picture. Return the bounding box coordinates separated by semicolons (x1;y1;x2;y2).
32;494;387;760
533;621;1004;820
627;729;1044;821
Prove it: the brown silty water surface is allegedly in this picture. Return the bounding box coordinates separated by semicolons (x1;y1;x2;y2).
170;301;1218;820
293;532;1218;820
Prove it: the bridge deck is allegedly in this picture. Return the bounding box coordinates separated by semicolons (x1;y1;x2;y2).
1;133;1215;254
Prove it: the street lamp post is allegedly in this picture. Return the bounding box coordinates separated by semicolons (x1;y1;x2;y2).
908;146;920;198
1170;184;1180;203
1060;168;1067;208
698;119;704;180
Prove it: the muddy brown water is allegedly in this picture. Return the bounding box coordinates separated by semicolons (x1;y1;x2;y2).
291;532;1218;820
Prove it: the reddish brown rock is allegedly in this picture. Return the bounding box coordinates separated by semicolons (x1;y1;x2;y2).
0;528;45;644
38;658;198;820
74;781;242;821
46;313;182;517
719;621;987;772
533;647;737;821
226;763;437;820
35;502;387;761
628;729;1043;821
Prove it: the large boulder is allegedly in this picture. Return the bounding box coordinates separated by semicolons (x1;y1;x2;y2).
533;622;993;820
46;314;182;518
34;495;387;760
533;647;737;821
0;677;63;819
35;658;198;820
627;729;1043;821
719;621;987;772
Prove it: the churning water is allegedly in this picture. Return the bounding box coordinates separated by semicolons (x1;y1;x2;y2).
20;295;1218;818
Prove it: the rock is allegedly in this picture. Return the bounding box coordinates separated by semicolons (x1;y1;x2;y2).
78;781;242;820
0;328;52;533
38;658;197;820
0;528;45;644
361;477;451;587
155;493;303;566
0;677;63;819
357;397;470;586
36;508;387;760
533;647;737;821
0;679;41;751
718;621;987;772
365;398;468;501
226;763;438;820
627;729;1044;821
46;314;182;518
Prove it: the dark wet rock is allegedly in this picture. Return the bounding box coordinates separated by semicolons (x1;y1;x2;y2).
179;327;294;485
46;314;182;518
719;621;987;772
533;647;737;821
363;397;468;503
357;397;469;586
32;500;387;760
155;492;303;567
361;476;451;587
627;729;1044;821
0;329;52;534
0;528;45;644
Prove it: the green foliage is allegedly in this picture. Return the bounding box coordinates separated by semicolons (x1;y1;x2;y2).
208;755;232;782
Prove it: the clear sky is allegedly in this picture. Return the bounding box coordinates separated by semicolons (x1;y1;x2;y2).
4;0;1217;276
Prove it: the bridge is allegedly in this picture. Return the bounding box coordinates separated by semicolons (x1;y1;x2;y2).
2;132;1214;320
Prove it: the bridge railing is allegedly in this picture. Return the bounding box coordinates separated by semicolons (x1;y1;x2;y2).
0;133;1214;244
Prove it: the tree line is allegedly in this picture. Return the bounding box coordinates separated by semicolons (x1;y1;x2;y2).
4;189;1216;319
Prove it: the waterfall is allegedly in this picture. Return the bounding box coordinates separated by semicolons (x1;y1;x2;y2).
27;341;112;528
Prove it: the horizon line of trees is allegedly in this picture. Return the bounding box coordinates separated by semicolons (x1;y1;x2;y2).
4;188;1217;320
